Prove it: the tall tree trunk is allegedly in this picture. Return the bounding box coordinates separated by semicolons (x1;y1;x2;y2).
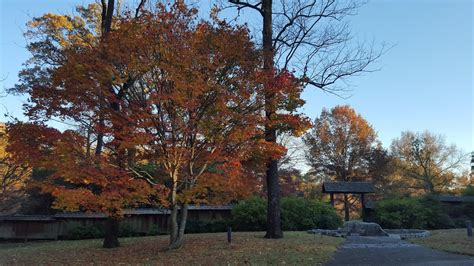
168;171;189;249
103;217;120;248
178;203;188;238
265;158;282;238
424;176;435;194
169;181;179;246
262;0;282;239
169;204;179;245
169;203;188;249
343;194;350;221
98;0;121;249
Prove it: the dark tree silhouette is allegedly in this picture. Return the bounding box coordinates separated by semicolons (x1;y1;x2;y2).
227;0;385;237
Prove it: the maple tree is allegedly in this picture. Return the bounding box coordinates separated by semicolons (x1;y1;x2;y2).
6;126;158;248
123;4;264;249
303;105;380;220
7;122;163;213
9;0;309;249
95;3;308;249
278;168;303;197
8;0;166;248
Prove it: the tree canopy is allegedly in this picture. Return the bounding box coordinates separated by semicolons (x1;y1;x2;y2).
7;1;310;249
390;131;469;195
303;105;382;220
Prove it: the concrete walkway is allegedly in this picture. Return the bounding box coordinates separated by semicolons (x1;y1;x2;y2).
325;235;474;266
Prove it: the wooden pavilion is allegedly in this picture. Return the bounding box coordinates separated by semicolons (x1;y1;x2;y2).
322;181;376;221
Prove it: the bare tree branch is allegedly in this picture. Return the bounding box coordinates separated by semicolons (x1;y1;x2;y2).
225;0;387;97
228;0;263;14
135;0;147;18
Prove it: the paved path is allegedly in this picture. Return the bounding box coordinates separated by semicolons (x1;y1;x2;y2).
325;235;474;266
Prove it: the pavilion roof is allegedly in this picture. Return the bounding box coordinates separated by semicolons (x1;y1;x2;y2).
431;195;474;203
322;182;375;194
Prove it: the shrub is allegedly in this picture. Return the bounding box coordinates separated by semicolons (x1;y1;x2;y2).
281;197;311;230
437;199;474;228
373;198;429;229
419;198;455;229
185;220;230;234
148;224;169;236
461;202;474;220
119;222;141;237
281;197;341;230
66;221;164;239
232;196;342;231
65;223;105;240
316;204;343;230
373;197;462;229
232;196;267;231
463;185;474;196
460;185;474;222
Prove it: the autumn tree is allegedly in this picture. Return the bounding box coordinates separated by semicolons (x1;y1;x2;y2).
129;5;264;249
19;168;56;215
226;0;384;238
95;3;307;249
0;123;30;214
9;0;306;249
8;0;165;248
303;105;379;221
278;168;304;197
7;123;166;246
390;131;468;195
365;145;398;195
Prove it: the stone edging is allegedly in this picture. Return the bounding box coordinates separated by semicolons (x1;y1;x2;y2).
308;228;431;239
384;229;430;239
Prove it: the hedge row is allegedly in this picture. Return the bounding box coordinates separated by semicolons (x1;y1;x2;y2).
65;223;167;240
65;197;341;238
372;197;474;229
231;196;342;231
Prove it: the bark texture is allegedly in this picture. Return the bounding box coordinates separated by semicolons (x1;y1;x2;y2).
168;175;189;249
262;0;283;239
169;203;189;249
103;217;120;248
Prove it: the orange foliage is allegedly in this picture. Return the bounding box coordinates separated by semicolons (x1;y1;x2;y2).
9;3;311;241
7;123;167;217
304;105;380;220
304;105;378;181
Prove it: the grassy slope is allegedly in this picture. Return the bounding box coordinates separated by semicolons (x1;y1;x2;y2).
0;232;343;265
411;229;474;256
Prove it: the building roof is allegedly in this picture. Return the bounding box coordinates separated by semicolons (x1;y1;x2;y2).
322;182;375;193
55;208;171;218
0;215;56;221
54;212;108;219
2;205;234;220
431;195;474;203
187;205;233;210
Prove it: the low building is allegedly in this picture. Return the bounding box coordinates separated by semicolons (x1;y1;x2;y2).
0;205;233;240
430;195;474;205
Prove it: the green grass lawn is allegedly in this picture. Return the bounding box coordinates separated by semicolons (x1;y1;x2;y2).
0;231;344;265
411;229;474;256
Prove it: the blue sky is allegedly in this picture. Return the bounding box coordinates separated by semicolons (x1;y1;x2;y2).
1;0;473;158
